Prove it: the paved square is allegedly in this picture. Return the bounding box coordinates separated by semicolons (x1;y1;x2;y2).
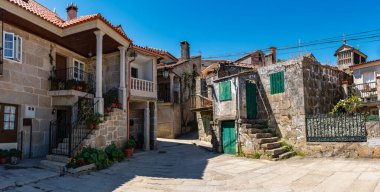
5;138;380;192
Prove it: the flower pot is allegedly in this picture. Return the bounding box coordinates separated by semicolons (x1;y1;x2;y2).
9;156;20;165
0;157;8;164
112;103;118;108
88;123;95;129
76;85;83;91
124;148;134;157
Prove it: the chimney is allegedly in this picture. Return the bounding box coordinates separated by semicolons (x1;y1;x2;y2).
180;41;190;60
66;3;78;20
269;47;277;64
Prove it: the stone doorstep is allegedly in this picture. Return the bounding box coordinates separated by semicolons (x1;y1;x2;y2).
249;133;273;139
257;137;279;144
241;123;265;129
39;160;67;173
279;151;296;160
46;155;70;164
266;146;288;157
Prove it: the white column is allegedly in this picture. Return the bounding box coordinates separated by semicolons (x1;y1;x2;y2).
153;101;157;150
94;30;105;114
118;46;127;110
144;101;150;151
170;73;175;103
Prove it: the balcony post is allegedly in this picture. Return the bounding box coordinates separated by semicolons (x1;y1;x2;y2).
376;76;380;120
342;80;348;99
144;101;150;151
94;30;105;114
118;46;127;110
170;73;175;103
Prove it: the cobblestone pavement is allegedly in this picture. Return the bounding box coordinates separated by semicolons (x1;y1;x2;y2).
5;138;380;192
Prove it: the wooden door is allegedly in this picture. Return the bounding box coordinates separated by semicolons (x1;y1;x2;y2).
55;54;67;80
0;104;18;143
246;81;257;119
222;121;236;154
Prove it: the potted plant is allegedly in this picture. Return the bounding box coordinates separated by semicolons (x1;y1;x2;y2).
87;112;103;129
0;149;9;164
112;98;119;108
123;137;136;158
66;79;77;90
8;149;22;165
76;81;84;92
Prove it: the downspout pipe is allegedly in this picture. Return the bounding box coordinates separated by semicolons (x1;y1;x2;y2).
235;77;241;155
126;45;136;140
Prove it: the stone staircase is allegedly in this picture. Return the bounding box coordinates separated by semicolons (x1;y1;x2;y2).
39;155;70;173
240;119;295;160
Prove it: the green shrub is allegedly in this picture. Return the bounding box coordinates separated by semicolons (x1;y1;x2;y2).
281;141;294;152
331;96;361;114
68;147;110;170
8;149;22;157
0;149;9;158
105;143;124;162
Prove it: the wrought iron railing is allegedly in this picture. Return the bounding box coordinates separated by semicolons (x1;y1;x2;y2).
348;82;377;103
49;94;98;157
50;67;95;94
306;113;367;142
190;92;213;110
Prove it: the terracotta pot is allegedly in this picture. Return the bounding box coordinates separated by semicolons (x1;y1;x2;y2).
0;157;8;164
124;148;134;158
88;123;95;129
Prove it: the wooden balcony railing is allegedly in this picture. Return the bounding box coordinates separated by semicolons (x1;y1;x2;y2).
348;82;378;103
190;93;213;111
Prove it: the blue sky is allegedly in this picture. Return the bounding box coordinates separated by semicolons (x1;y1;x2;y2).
38;0;380;65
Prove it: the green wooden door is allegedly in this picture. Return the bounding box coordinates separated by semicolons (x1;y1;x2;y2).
222;121;236;154
246;81;257;119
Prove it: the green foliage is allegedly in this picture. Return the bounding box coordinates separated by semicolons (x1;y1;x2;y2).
8;149;22;157
183;70;194;89
87;112;103;128
124;136;137;149
103;89;119;109
281;141;294;152
105;143;124;162
247;152;261;159
331;96;361;114
296;150;306;157
0;149;9;158
68;146;111;170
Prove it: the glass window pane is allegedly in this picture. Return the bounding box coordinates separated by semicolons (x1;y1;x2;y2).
4;122;9;130
4;114;10;122
10;106;16;113
10;114;15;121
4;106;11;113
9;122;14;130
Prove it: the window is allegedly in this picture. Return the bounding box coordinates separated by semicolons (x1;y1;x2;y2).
73;60;85;80
131;67;138;78
3;32;22;62
219;80;231;101
3;105;16;130
363;72;375;83
0;104;18;143
270;71;285;94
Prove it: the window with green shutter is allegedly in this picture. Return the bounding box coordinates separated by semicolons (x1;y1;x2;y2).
270;71;285;94
219;80;232;101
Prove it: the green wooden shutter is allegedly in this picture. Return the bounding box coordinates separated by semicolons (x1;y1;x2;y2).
219;80;232;101
270;71;285;94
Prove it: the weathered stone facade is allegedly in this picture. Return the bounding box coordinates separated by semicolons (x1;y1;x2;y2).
157;103;181;139
83;109;128;149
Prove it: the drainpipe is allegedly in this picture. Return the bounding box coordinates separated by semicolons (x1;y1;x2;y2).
127;46;136;140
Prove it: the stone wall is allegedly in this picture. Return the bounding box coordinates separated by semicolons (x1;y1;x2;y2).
0;23;54;157
196;111;213;142
83;109;128;149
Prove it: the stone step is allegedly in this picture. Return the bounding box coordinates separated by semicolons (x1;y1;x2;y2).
267;146;288;157
249;133;273;139
246;128;275;134
39;160;67;173
242;123;265;129
240;119;267;125
261;141;282;150
279;151;296;160
46;154;70;164
57;142;78;149
257;137;279;144
52;148;69;155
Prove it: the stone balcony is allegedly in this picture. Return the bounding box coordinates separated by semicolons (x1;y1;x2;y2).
130;78;157;99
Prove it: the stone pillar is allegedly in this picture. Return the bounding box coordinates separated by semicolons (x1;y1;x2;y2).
153;101;157;150
342;80;349;99
377;76;380;119
144;101;150;151
170;73;175;103
94;30;105;114
118;46;127;110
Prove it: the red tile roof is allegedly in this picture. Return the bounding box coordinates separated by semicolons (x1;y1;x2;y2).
350;59;380;69
7;0;132;42
133;44;177;60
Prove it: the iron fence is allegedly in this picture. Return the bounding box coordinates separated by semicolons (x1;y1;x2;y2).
348;82;377;103
306;113;367;142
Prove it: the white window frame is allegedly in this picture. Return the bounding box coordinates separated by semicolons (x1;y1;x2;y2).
3;31;22;63
363;71;375;83
73;59;85;81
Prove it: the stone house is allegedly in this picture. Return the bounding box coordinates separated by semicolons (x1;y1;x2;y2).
156;41;201;139
0;0;160;162
195;55;360;158
335;43;367;73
